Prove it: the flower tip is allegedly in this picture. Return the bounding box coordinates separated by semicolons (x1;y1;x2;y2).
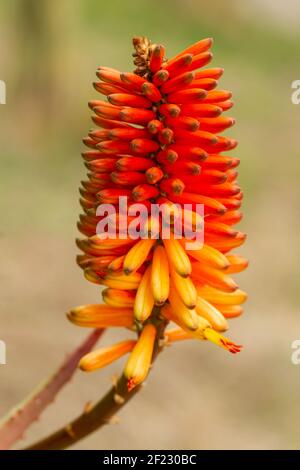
220;339;243;354
66;310;76;324
218;207;227;215
227;343;243;354
127;378;137;392
204;328;243;354
78;358;90;372
67;305;83;321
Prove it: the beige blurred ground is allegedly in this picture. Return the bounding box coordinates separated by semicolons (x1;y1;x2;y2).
1;0;300;450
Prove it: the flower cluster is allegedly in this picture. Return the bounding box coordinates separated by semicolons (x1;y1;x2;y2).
69;37;248;391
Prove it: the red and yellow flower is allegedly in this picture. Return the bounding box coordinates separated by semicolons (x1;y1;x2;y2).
69;36;248;390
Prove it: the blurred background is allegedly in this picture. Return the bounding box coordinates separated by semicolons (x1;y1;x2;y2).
1;0;300;450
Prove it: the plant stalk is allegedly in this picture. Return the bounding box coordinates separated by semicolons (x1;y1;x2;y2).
24;311;166;450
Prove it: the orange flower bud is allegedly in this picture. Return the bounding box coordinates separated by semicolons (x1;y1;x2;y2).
149;44;165;73
67;304;134;328
124;324;157;391
79;340;136;372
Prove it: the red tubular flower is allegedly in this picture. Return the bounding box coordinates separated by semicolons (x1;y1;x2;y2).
70;36;248;390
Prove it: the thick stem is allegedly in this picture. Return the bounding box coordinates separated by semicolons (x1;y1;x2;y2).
24;374;141;450
0;329;104;450
24;312;167;450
